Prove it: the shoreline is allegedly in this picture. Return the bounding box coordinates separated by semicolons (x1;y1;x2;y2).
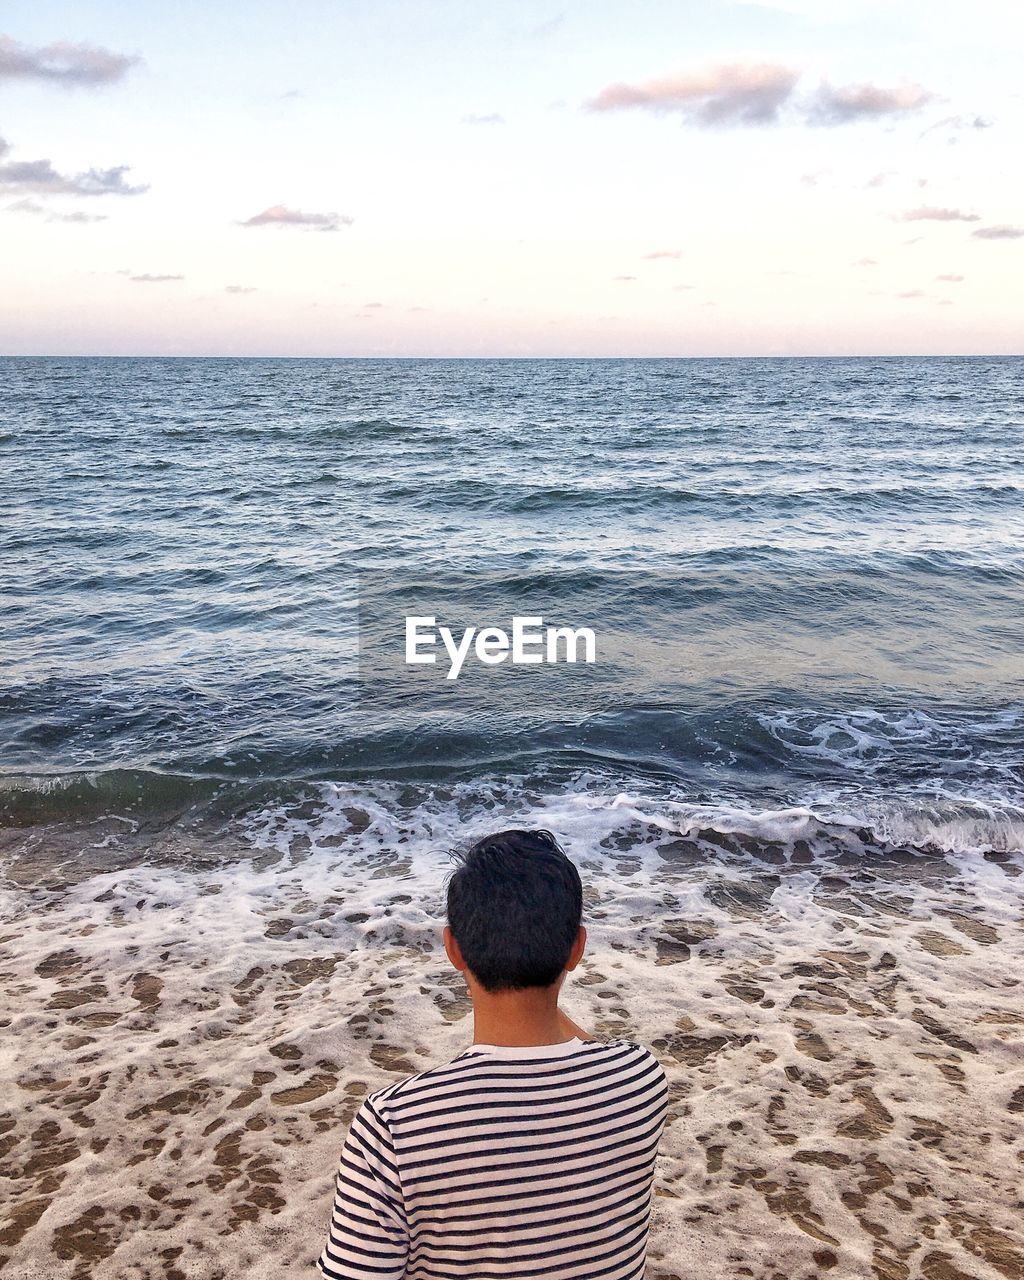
2;794;1022;1278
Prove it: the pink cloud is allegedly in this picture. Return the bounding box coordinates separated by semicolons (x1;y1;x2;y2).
0;36;138;87
587;65;934;129
807;80;932;125
900;207;980;223
240;205;352;232
587;62;799;126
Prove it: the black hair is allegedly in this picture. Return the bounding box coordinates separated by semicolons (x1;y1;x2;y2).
446;829;583;992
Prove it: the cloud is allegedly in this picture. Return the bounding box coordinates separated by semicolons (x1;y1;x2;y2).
240;204;351;231
54;208;107;223
586;62;800;126
529;12;565;39
587;64;935;129
4;196;107;222
612;275;637;281
0;158;145;196
0;36;139;86
897;290;925;298
972;225;1024;240
643;249;682;259
900;206;979;222
921;114;992;137
853;256;878;266
936;273;964;282
0;137;146;196
126;273;184;283
461;113;505;125
5;197;44;213
866;171;926;190
806;80;932;125
225;284;257;294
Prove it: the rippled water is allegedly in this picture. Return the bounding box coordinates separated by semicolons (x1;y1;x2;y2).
1;355;1023;854
4;356;1024;1279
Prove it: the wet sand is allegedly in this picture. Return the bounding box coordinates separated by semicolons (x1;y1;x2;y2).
1;789;1022;1279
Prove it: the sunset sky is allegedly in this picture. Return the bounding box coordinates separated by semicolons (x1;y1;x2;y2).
1;0;1021;356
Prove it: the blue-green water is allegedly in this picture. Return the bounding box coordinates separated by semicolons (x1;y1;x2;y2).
2;355;1023;857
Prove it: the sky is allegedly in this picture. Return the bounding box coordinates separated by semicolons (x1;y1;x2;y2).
1;0;1021;357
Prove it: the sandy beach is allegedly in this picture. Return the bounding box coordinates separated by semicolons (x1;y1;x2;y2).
2;785;1022;1279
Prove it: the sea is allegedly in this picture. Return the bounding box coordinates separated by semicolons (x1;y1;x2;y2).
1;356;1022;1279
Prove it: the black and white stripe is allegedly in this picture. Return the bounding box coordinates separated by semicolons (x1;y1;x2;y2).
317;1037;668;1279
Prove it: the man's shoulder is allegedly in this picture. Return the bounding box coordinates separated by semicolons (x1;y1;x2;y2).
579;1035;665;1058
603;1037;669;1074
367;1036;667;1115
582;1038;670;1093
364;1049;486;1114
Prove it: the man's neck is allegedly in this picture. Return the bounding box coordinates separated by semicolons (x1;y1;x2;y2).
470;985;573;1048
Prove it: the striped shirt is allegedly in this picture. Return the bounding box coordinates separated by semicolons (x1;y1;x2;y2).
316;1037;668;1280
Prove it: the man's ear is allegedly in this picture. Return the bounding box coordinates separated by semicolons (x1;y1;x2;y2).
565;924;587;973
443;925;466;973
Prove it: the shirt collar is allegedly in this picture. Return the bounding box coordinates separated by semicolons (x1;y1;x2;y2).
462;1036;589;1059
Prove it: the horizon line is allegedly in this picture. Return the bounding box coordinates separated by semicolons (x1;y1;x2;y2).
2;352;1022;361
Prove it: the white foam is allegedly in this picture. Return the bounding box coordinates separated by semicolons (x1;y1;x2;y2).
1;779;1022;1278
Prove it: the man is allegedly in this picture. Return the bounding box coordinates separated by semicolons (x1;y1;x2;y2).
316;828;669;1279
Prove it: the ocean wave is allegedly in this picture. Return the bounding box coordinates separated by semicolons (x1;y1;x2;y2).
757;706;1024;774
3;765;1022;858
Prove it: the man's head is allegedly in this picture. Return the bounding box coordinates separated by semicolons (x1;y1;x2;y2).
444;828;584;992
